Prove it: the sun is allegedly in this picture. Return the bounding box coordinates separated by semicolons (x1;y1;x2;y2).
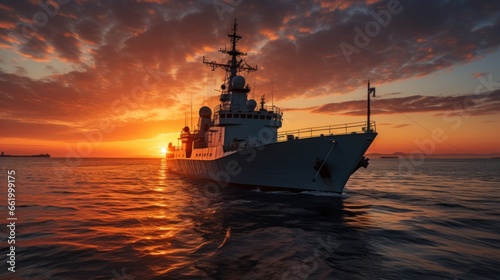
160;147;167;155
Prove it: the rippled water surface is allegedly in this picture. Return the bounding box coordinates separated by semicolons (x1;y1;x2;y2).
0;158;499;279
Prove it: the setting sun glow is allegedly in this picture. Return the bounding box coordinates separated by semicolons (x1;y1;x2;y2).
160;147;167;155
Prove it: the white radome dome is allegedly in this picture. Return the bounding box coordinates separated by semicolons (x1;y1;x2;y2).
232;75;245;88
246;99;257;110
199;106;212;117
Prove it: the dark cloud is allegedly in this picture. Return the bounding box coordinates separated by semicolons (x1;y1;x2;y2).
0;0;499;142
473;72;489;78
390;123;411;128
0;117;179;142
311;89;500;116
377;122;411;129
0;119;80;141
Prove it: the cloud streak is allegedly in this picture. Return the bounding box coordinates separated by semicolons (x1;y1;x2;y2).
308;90;500;116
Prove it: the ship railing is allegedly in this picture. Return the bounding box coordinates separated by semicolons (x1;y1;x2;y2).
277;121;376;141
214;104;230;113
214;104;281;115
262;105;281;115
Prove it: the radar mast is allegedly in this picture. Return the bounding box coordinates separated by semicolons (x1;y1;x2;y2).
202;19;257;87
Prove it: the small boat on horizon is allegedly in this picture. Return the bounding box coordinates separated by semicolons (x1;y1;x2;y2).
0;151;51;158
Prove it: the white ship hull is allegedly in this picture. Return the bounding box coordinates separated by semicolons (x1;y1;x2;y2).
167;132;377;193
165;20;379;194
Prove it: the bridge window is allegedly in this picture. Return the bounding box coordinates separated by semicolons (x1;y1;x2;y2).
253;115;258;119
234;113;239;118
227;114;232;118
266;115;271;120
221;114;226;118
260;115;265;119
241;114;246;119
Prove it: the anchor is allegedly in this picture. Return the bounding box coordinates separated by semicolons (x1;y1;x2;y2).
352;156;370;174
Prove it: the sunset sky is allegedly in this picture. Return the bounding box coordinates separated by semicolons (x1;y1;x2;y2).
1;0;499;158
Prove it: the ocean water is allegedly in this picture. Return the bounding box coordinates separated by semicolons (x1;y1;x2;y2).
0;157;499;280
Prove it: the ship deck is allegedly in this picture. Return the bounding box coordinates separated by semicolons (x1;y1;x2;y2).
277;121;376;141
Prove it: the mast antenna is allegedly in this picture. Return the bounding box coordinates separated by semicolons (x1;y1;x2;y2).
190;92;193;129
271;77;274;109
367;80;376;132
202;18;258;85
253;72;256;100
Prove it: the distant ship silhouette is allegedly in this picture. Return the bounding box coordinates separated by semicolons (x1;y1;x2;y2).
0;151;51;157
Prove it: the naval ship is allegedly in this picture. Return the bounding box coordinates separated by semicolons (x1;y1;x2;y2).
166;20;377;193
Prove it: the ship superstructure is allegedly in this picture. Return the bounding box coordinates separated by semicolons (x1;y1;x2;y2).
166;20;377;193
